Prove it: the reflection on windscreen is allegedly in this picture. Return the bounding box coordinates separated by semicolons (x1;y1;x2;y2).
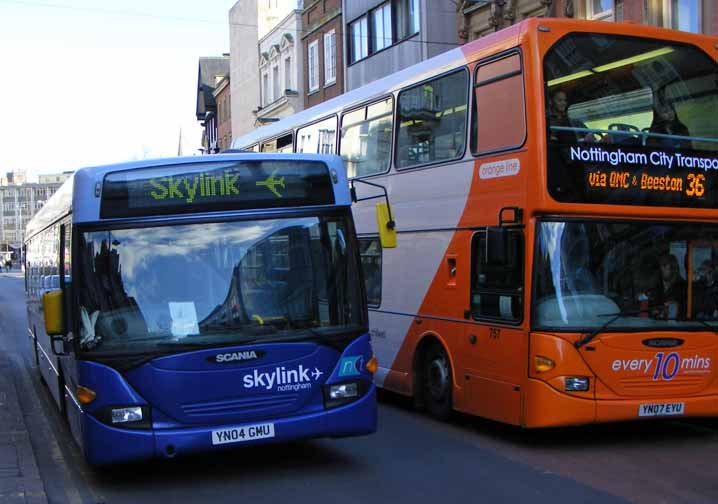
77;216;362;353
535;221;718;331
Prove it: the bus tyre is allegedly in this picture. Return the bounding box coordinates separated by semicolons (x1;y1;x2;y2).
423;344;452;420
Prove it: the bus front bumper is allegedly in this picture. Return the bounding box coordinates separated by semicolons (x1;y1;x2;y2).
523;379;718;428
81;385;377;465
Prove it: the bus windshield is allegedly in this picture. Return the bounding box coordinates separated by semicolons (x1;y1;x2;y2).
544;33;718;206
76;214;364;354
534;220;718;332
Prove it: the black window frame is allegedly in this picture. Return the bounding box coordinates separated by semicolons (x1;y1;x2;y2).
339;94;395;179
358;236;382;308
296;114;339;155
394;67;470;171
347;0;421;67
347;13;369;65
470;227;525;324
471;48;527;157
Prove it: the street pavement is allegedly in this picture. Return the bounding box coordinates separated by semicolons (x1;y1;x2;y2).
0;268;46;503
1;272;718;503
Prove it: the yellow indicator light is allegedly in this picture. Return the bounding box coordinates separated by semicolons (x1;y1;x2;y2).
76;385;97;405
365;356;378;374
534;356;555;373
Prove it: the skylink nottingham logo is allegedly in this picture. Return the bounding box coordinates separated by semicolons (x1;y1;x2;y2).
243;365;324;392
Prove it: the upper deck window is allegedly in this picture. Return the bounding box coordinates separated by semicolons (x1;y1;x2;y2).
544;33;718;207
396;70;468;169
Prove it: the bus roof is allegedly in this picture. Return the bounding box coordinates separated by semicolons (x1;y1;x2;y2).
25;153;350;240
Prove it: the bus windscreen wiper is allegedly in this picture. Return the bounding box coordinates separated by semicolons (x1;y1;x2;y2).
574;306;659;349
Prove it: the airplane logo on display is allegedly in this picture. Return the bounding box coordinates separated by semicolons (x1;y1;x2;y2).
311;368;323;380
256;170;285;198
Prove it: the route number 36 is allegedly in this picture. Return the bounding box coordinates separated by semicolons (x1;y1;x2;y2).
686;173;705;197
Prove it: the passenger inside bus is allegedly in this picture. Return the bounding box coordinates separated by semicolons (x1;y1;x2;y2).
654;254;687;320
693;260;718;319
647;94;692;150
548;90;595;143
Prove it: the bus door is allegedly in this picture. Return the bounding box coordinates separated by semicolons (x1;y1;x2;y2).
462;226;526;425
57;220;84;449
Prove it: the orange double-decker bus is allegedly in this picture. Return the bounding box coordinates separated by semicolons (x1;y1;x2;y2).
233;18;718;427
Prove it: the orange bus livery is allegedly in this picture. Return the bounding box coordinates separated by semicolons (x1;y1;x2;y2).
232;18;718;427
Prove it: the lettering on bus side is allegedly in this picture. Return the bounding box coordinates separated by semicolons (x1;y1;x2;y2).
610;352;712;381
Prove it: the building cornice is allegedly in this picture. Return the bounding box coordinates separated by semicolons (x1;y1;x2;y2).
258;9;303;45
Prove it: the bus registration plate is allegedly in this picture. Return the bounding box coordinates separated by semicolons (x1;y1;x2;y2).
638;402;685;417
211;423;275;445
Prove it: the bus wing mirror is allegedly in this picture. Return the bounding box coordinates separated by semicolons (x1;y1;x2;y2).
42;290;65;336
376;202;397;248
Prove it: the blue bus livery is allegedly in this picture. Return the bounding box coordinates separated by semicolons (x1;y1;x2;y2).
25;154;377;465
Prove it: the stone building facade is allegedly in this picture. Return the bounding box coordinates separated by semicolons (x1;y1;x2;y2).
459;0;718;42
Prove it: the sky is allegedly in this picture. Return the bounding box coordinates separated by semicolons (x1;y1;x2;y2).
0;0;237;180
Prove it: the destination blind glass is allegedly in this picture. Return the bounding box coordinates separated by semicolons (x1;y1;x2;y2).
544;33;718;207
101;160;335;218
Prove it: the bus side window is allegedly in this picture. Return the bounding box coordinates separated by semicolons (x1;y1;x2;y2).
297;116;338;154
340;97;393;178
471;229;523;322
396;69;468;169
472;52;526;155
261;132;293;153
358;237;382;307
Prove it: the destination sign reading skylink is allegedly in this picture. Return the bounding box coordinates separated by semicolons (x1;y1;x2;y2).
100;161;335;218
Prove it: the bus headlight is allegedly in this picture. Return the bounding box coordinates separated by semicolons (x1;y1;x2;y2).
329;383;359;400
564;377;590;392
95;405;151;429
322;381;369;409
111;406;143;424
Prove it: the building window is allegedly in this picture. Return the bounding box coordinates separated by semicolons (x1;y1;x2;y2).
308;40;319;92
371;3;392;53
349;15;368;63
394;0;419;40
272;65;280;101
587;0;614;20
284;56;292;90
262;72;269;106
324;30;336;85
664;0;701;33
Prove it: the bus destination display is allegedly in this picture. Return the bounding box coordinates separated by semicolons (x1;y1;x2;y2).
548;143;718;208
101;161;335;218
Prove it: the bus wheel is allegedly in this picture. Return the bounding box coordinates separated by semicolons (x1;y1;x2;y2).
423;344;452;420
